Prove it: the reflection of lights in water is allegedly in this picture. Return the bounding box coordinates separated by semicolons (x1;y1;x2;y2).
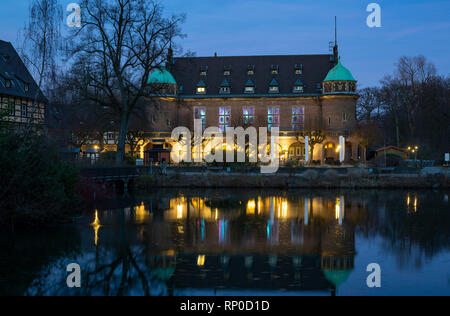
407;195;411;207
335;198;341;220
281;201;288;218
335;145;341;153
177;204;183;219
257;197;262;214
247;200;256;214
197;255;205;266
414;196;418;212
135;202;148;223
215;208;219;221
91;210;101;246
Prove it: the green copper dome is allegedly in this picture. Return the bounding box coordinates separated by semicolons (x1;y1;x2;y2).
323;59;356;82
148;67;177;85
323;269;353;288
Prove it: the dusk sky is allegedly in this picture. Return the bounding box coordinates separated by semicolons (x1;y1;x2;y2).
0;0;449;88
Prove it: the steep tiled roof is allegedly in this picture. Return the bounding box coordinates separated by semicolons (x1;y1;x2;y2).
0;40;47;103
171;54;335;97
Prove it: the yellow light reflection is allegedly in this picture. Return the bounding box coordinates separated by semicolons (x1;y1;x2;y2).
247;200;256;215
135;202;149;223
414;197;418;212
335;198;341;220
91;210;101;246
197;255;206;266
177;204;183;219
281;201;288;218
215;208;219;221
335;145;341;153
257;197;262;214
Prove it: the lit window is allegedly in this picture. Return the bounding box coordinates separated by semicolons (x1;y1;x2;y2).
245;86;255;94
219;107;231;132
292;107;304;131
195;107;206;130
197;87;206;94
269;86;279;93
295;64;303;74
243;107;255;125
293;85;304;93
267;107;279;131
248;69;254;75
271;65;278;75
224;70;231;76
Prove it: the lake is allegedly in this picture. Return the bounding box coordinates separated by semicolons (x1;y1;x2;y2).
1;189;449;296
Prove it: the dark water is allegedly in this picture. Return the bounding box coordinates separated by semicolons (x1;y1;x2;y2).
1;189;449;296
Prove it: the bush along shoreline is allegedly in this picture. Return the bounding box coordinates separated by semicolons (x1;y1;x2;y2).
0;131;81;229
133;169;450;191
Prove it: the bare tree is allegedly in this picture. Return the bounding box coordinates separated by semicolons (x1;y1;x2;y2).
68;0;185;164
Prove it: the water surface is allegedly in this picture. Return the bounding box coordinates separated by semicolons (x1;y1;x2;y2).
1;189;449;296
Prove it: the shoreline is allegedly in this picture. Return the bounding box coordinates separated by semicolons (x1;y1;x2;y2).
133;171;450;191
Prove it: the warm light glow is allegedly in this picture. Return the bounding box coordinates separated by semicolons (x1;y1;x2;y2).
93;145;99;150
281;201;288;218
215;208;219;221
197;255;206;266
415;146;419;150
91;210;101;246
335;198;341;220
135;202;149;223
407;195;411;207
257;198;262;214
177;204;183;219
335;145;341;153
246;200;256;214
414;197;418;212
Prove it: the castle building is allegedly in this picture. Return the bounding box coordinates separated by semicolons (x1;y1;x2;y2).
0;40;47;129
142;42;361;164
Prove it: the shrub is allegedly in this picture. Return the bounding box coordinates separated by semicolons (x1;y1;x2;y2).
0;131;79;227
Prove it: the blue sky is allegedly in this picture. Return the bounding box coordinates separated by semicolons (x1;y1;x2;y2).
1;0;449;87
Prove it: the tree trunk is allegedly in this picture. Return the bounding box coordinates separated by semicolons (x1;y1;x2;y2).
116;114;130;165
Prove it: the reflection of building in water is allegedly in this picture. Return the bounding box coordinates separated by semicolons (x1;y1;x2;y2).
129;193;361;295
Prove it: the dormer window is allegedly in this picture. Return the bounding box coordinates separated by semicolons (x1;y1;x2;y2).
293;78;304;93
295;64;303;75
223;65;231;76
245;86;255;94
271;65;279;75
5;80;11;88
247;65;255;75
269;78;279;94
200;66;208;76
245;79;255;94
196;79;207;94
24;83;29;92
220;79;231;94
294;86;304;93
